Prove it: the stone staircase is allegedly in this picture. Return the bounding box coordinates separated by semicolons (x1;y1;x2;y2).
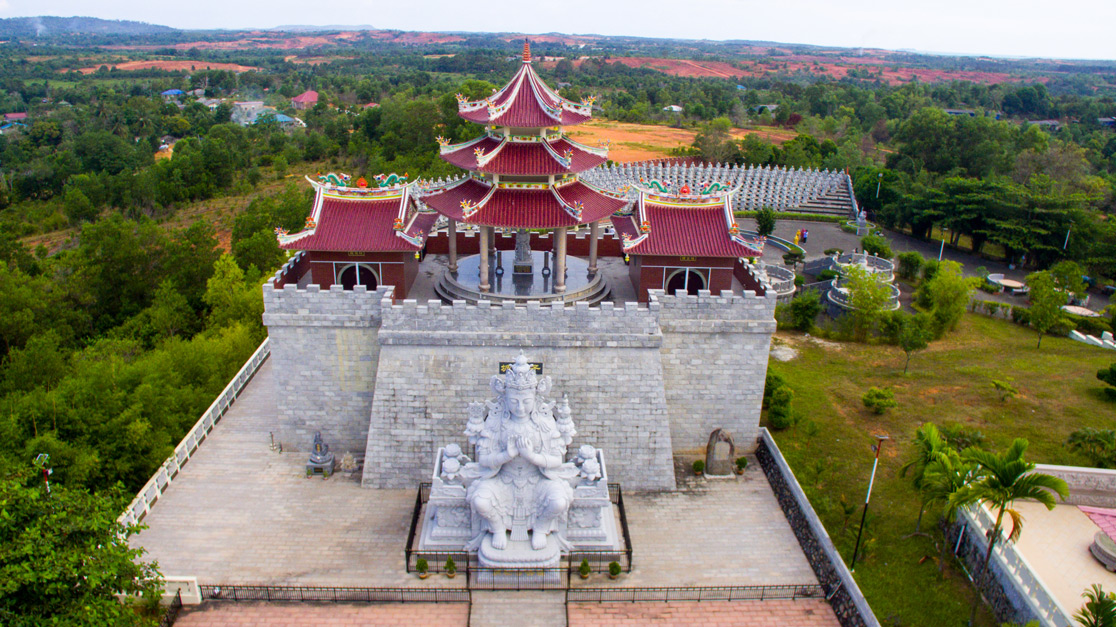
790;183;855;218
469;591;567;627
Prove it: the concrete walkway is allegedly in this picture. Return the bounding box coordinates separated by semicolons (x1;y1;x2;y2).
470;591;567;627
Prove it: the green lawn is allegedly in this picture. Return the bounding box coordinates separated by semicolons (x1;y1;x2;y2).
768;313;1114;626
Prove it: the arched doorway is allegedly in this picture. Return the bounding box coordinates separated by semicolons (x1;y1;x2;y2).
338;264;378;291
665;269;706;295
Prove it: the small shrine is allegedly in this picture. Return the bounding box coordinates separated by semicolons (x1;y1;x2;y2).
417;353;622;577
610;182;765;301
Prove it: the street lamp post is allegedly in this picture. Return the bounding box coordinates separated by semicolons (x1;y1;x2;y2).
875;172;883;199
1064;220;1074;251
850;435;889;571
938;228;949;262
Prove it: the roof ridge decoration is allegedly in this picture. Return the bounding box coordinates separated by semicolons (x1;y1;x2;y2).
305;172;410;197
560;135;610;158
474;136;506;169
550;186;584;221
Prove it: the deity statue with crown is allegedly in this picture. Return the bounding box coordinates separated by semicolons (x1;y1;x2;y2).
417;353;622;573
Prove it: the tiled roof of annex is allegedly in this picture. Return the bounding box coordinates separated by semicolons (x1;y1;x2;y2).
611;190;764;258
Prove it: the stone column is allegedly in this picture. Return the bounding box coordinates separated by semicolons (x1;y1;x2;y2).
447;219;458;273
555;226;568;293
588;220;600;275
479;226;490;292
488;226;497;258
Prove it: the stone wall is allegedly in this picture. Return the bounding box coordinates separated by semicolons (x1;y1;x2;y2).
361;297;676;491
262;282;392;456
655;289;777;455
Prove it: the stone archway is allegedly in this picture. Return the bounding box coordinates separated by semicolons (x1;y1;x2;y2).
705;428;736;477
666;268;706;296
338;264;378;291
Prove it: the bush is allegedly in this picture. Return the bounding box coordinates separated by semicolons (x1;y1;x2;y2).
735;456;749;472
991;380;1018;402
940;424;987;450
862;387;897;414
840;223;859;234
1069;314;1111;337
860;234;893;259
788;290;823;331
794;275;804;287
608;561;622;577
579;559;591;577
896;251;923;282
816;269;839;282
921;259;940;284
416;558;428;574
823;248;843;256
692;460;705;474
1099;364;1116;401
445;557;456;574
764;371;787;408
783;251;805;266
1011;305;1031;325
755;207;777;236
768;386;796;429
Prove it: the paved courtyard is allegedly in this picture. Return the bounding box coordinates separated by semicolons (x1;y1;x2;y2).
568;599;840;626
175;602;469;626
133;359;818;590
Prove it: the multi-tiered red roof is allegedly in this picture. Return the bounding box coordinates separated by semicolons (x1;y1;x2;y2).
419;41;627;229
611;189;764;258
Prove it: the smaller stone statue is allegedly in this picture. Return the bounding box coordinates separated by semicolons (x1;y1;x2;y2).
306;431;335;478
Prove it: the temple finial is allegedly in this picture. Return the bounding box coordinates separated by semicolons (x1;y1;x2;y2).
523;39;531;63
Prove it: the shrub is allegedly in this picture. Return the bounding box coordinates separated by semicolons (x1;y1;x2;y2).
920;259;940;284
763;371;787;408
896;251;923;282
579;559;591;578
608;561;622;577
692;460;705;474
862;387;897;414
416;558;428;574
1068;428;1116;467
788;290;823;331
1069;314;1111;337
783;251;805;266
1099;364;1116;401
445;557;456;574
816;269;839;282
735;456;749;472
794;275;804;287
940;424;987;450
1011;305;1031;325
768;386;796;429
986;302;1001;318
840;223;858;234
823;248;843;256
991;379;1018;402
860;234;893;259
774;302;792;331
755;207;777;236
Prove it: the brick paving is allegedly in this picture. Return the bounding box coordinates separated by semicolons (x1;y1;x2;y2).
174;601;468;626
568;599;840;626
470;591;567;627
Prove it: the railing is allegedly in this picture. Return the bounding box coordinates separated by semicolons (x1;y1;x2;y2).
845;173;859;221
158;590;183;627
405;482;633;576
756;429;879;627
200;585;470;603
567;584;824;603
955;505;1073;627
119;338;271;527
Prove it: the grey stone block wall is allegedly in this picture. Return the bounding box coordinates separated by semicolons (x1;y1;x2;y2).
362;298;676;491
262;282;392;456
654;289;777;456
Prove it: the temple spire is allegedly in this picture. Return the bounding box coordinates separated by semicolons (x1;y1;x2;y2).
523;39;531;64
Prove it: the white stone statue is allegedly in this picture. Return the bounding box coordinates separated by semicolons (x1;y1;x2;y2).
464;354;578;551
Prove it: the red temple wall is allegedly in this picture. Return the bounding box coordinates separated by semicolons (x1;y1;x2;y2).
303;250;415;299
633;255;736;302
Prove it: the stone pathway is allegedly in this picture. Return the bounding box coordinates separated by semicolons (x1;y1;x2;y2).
173;601;469;626
568;599;840;626
470;591;567;627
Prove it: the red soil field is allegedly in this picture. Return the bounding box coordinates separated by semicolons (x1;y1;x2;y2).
106;30;463;52
71;60;261;74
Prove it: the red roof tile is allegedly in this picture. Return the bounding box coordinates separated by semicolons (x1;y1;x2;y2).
420;179;626;229
457;61;592;128
292;90;319;103
279;195;423;252
440;136;606;175
616;197;762;258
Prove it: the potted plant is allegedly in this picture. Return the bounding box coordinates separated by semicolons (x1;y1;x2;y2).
579;558;591;580
692;460;705;476
416;558;429;580
445;557;456;579
735;457;748;475
608;561;621;580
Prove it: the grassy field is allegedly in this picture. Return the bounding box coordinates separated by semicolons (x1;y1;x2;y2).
768;312;1114;625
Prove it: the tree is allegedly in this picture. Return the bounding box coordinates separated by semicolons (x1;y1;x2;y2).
1075;585;1116;627
1099;364;1116;401
921;449;980;573
755;207;777;237
897;312;934;373
1050;260;1088;301
950;439;1069;625
860;234;892;259
922;260;976;335
862;387;897;414
1026;270;1067;348
203;254;264;332
899;423;947;533
896;251;923;282
692;117;739;163
844;264;892;341
1067;428;1116;468
788;290;822;332
0;469;163;626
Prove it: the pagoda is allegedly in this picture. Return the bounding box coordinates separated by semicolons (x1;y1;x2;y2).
418;41;628;303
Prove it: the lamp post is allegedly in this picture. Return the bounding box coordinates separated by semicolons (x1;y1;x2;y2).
875;172;883;199
1063;220;1073;251
938;227;948;262
850;434;889;571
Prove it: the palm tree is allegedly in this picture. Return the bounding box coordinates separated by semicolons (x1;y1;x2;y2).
921;448;981;574
1076;584;1116;627
950;439;1069;625
899;423;947;533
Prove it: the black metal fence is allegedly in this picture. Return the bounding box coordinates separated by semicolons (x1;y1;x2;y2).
199;585;470;603
404;482;634;576
567;584;825;603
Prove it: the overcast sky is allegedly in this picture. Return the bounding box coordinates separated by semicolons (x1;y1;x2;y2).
0;0;1113;61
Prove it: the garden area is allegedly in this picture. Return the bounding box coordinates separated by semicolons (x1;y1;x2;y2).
767;311;1116;625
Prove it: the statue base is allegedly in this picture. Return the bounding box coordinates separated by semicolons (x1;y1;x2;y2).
475;535;562;585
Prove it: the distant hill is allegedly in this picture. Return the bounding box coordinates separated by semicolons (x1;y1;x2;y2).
270;24;378;32
0;16;176;37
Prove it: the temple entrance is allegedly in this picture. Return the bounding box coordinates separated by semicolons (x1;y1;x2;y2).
665;269;706;295
705;428;736;476
338;264;378;291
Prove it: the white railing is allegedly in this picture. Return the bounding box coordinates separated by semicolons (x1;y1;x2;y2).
959;504;1073;627
119;338;271;527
